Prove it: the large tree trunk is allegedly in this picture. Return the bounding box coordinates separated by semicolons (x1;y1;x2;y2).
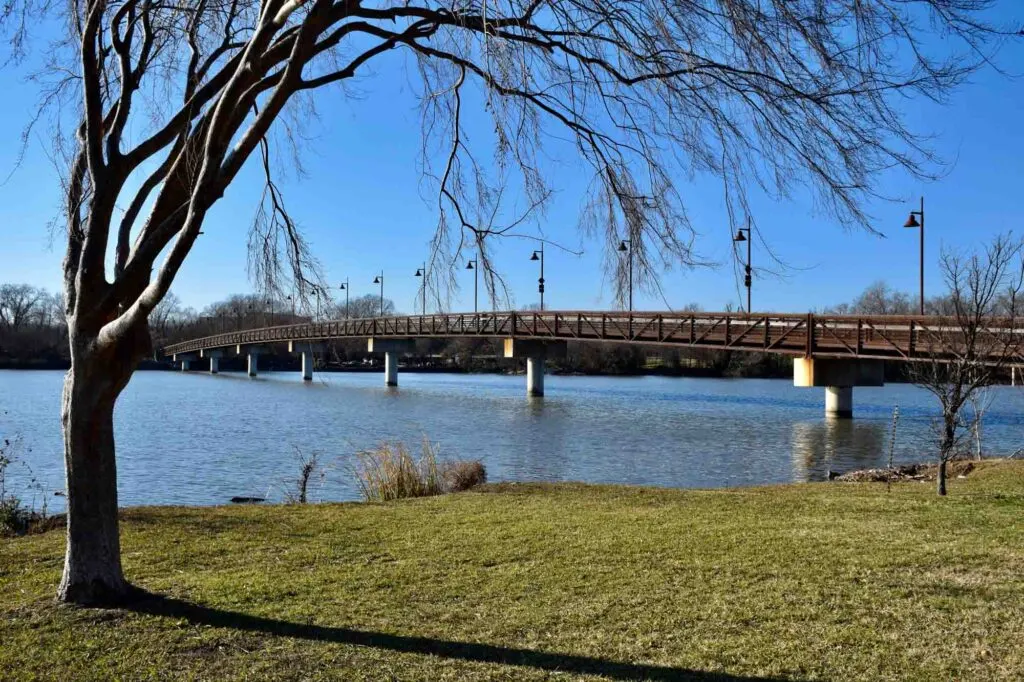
57;323;149;605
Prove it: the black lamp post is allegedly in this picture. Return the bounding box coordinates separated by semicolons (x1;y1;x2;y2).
904;197;925;315
466;258;478;313
733;224;752;313
372;272;384;317
414;263;427;315
530;245;545;311
339;279;349;319
267;298;274;326
617;239;633;311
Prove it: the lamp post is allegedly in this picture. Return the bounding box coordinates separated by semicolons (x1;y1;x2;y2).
903;197;925;315
733;223;752;313
414;262;427;315
465;258;478;313
267;298;274;326
372;272;384;317
530;244;545;311
617;239;633;311
339;279;349;319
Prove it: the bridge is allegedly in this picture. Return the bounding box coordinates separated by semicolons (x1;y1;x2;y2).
164;310;1024;418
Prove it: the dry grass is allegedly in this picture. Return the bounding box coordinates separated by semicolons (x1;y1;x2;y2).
353;440;444;502
442;459;487;492
353;440;488;501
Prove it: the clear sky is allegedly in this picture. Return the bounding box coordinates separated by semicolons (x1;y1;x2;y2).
1;17;1022;316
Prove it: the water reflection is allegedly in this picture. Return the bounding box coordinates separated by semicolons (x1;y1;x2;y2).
790;418;888;482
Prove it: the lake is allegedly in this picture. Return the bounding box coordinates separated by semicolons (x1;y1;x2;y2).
2;369;1022;511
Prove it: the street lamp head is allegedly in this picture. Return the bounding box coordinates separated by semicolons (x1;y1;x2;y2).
466;261;475;270
415;269;423;277
618;240;629;252
373;276;381;284
339;283;346;290
903;213;920;229
733;230;747;242
530;251;540;261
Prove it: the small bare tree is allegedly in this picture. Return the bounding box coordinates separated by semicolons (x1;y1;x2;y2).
966;386;995;460
0;0;1015;604
909;235;1024;495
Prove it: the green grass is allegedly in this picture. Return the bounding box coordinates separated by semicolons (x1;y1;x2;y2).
2;462;1023;681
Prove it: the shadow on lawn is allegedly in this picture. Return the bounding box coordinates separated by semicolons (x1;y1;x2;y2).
125;593;784;681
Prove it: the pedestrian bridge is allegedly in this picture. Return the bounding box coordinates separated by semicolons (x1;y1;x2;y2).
163;310;1023;417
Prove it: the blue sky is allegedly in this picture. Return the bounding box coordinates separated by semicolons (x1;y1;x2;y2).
1;17;1022;316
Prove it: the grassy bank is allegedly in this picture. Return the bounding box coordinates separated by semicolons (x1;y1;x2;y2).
2;462;1022;681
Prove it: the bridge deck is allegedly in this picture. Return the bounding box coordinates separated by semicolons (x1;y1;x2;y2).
163;311;1024;363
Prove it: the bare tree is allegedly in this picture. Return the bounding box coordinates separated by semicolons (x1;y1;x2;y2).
908;235;1024;495
0;284;45;332
0;0;1014;604
325;294;396;320
966;386;995;461
852;281;915;316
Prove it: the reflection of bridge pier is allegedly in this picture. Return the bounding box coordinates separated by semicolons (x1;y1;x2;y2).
791;419;888;481
794;358;884;418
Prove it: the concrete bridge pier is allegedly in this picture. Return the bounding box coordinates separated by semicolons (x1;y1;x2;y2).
794;358;884;418
173;353;196;371
237;345;268;377
368;338;415;386
200;349;224;374
288;341;325;381
504;339;568;397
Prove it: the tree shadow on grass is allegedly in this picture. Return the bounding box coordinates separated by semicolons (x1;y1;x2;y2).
124;592;786;681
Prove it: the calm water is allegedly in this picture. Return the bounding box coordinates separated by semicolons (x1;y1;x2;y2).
2;369;1023;511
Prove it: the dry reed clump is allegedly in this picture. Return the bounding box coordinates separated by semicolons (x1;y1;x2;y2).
354;440;486;502
442;459;487;492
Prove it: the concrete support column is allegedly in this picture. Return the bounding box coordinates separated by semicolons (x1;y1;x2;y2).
301;351;314;381
199;349;223;375
385;351;399;387
237;345;267;378
368;339;415;388
181;360;190;371
794;357;883;419
503;339;566;397
825;386;853;418
526;356;545;396
288;342;324;382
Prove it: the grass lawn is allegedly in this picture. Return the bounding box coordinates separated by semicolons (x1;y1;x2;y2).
2;461;1023;681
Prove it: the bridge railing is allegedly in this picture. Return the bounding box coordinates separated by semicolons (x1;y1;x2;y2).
163;310;1024;363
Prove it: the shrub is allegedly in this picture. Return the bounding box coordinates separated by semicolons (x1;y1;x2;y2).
284;449;324;504
353;439;486;501
0;434;49;537
354;440;443;502
442;459;487;492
